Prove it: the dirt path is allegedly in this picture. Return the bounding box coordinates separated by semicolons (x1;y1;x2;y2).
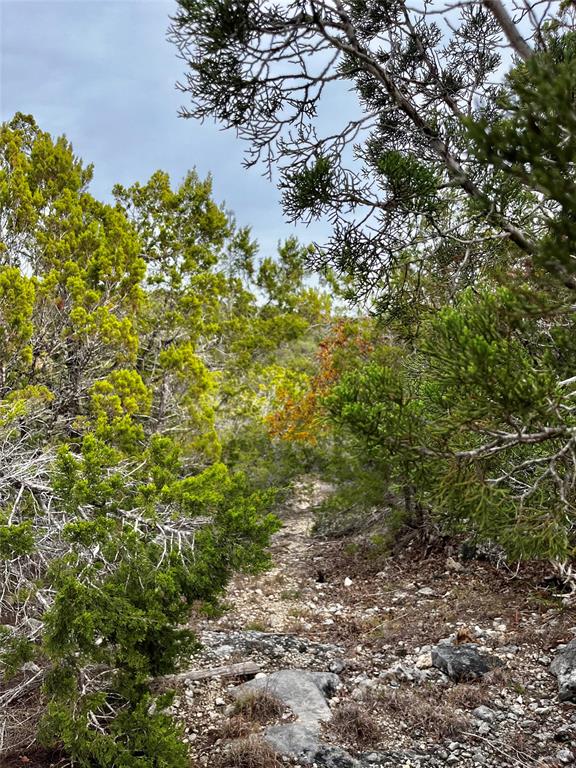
207;479;335;637
176;480;576;768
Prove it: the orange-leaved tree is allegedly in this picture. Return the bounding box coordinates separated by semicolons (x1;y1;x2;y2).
266;319;378;444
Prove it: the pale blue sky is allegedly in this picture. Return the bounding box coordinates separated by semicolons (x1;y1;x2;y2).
0;0;331;255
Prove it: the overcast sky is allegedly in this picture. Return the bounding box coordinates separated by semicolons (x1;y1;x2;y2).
0;0;331;255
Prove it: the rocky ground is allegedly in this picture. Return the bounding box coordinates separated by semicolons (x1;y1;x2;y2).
4;480;576;768
168;480;576;768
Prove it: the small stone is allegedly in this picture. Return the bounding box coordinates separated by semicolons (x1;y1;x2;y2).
215;697;225;706
415;652;433;669
551;637;576;702
554;724;575;742
431;643;503;682
21;661;41;673
472;749;487;765
213;644;234;659
472;706;496;723
393;663;425;683
556;747;574;764
448;742;459;752
344;577;353;587
417;587;435;597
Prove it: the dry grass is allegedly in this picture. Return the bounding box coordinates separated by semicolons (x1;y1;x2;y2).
287;606;314;620
216;716;258;741
444;673;505;710
378;687;470;740
365;611;459;648
445;683;490;710
315;542;555;651
506;727;543;761
243;619;270;632
279;588;301;600
265;572;286;587
285;617;309;634
215;736;283;768
330;702;382;748
0;688;46;758
535;761;564;768
1;747;68;768
232;690;284;724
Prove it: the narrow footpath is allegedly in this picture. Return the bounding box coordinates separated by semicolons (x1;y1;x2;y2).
171;480;576;768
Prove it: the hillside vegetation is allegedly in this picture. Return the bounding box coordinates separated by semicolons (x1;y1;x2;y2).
0;114;332;764
3;0;576;765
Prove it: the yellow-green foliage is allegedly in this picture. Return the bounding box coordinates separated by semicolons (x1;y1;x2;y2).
0;113;331;768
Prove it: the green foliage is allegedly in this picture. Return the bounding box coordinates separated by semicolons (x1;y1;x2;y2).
321;282;576;560
0;627;36;680
39;693;188;768
284;157;335;219
376;150;439;213
35;432;280;766
172;0;576;565
0;114;326;766
0;519;35;558
466;30;576;282
424;288;555;422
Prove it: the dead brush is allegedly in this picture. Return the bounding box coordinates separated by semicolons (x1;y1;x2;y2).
482;666;508;687
379;688;469;740
445;682;491;710
216;715;258;741
443;665;508;710
215;735;284;768
330;702;382;748
507;727;543;762
232;690;284;724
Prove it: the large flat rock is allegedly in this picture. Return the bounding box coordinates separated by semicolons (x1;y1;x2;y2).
265;723;358;767
264;723;443;768
201;629;343;662
231;668;340;728
551;637;576;702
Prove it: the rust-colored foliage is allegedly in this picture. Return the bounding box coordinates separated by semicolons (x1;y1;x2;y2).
267;320;375;444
